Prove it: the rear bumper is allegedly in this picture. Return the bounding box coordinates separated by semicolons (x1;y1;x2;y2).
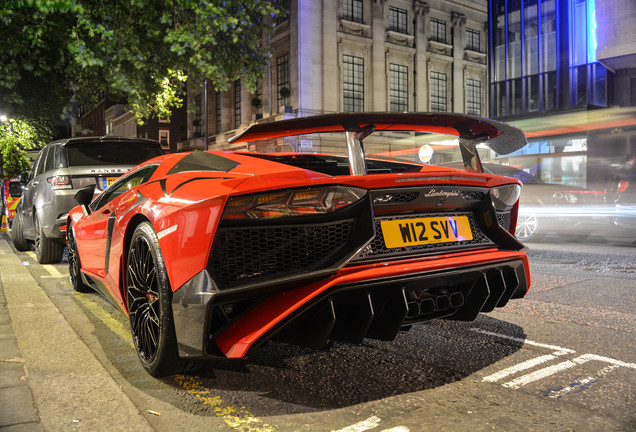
41;189;77;242
172;249;530;359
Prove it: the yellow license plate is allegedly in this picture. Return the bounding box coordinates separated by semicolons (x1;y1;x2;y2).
380;216;473;248
102;177;118;189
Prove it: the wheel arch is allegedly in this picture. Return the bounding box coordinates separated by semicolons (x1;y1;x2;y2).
119;214;153;311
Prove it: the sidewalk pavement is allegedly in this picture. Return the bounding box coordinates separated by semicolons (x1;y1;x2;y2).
0;232;153;431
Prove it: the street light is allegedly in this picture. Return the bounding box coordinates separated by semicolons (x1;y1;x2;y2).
0;115;7;122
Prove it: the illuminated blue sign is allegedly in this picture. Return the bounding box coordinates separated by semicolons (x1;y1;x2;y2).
587;0;597;63
569;0;597;66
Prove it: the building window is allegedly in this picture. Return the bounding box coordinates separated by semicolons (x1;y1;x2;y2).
343;54;364;112
389;64;408;112
430;71;447;112
343;0;363;23
234;81;241;128
214;92;221;134
526;75;540;112
277;54;290;109
275;0;289;25
466;79;481;116
253;85;263;117
159;129;169;148
389;7;407;33
430;18;447;44
466;28;480;52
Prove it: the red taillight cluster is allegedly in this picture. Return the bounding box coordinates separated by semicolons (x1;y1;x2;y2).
222;186;367;220
47;175;71;189
618;180;629;193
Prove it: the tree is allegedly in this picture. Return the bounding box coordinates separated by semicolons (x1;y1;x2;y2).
0;1;280;123
0;118;54;179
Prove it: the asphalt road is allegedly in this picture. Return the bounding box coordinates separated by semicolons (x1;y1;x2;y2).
3;232;635;431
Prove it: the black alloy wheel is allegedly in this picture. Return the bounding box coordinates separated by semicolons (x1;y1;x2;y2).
67;223;91;292
126;222;181;377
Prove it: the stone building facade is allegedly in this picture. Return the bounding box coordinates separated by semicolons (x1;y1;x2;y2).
181;0;489;152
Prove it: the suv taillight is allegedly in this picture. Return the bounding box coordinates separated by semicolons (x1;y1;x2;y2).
47;175;71;189
618;180;629;193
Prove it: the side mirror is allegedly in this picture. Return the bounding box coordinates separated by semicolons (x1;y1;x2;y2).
74;184;96;214
20;172;29;184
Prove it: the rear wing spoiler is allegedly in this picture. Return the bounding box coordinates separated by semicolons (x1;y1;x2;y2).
229;112;528;175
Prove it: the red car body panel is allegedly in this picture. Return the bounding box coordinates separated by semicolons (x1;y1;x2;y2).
67;113;531;370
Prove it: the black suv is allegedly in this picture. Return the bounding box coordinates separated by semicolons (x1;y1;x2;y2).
11;137;164;263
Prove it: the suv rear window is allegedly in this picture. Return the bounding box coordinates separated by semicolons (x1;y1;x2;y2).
64;142;163;167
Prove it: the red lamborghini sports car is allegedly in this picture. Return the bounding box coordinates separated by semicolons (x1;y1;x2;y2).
67;113;531;377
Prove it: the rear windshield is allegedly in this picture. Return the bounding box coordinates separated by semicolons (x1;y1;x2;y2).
64;142;163;167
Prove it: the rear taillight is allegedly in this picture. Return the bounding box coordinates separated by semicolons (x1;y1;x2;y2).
618;180;629;193
490;184;521;211
222;186;367;220
47;175;71;189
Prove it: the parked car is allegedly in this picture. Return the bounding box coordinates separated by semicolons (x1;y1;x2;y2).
482;164;608;242
11;136;164;263
2;178;23;225
67;113;532;377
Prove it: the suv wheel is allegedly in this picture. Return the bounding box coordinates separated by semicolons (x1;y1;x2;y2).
11;212;31;252
35;215;64;264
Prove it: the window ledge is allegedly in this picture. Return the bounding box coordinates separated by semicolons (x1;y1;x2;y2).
339;19;371;38
386;30;414;47
464;49;486;64
428;40;452;56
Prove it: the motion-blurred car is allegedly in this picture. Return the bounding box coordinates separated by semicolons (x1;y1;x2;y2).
66;113;532;377
483;164;607;242
11;137;164;263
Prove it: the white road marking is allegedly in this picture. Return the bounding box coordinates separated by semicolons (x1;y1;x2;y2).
474;328;636;396
482;354;558;383
502;359;580;389
471;328;574;355
577;353;636;369
332;416;381;432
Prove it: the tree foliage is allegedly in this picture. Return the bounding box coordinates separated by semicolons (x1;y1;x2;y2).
0;118;54;179
0;0;279;123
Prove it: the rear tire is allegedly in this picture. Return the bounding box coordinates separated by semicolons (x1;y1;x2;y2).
11;212;31;252
34;215;64;264
126;222;182;377
67;223;91;292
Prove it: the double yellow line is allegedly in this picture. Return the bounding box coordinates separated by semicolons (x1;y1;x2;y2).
37;255;274;432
